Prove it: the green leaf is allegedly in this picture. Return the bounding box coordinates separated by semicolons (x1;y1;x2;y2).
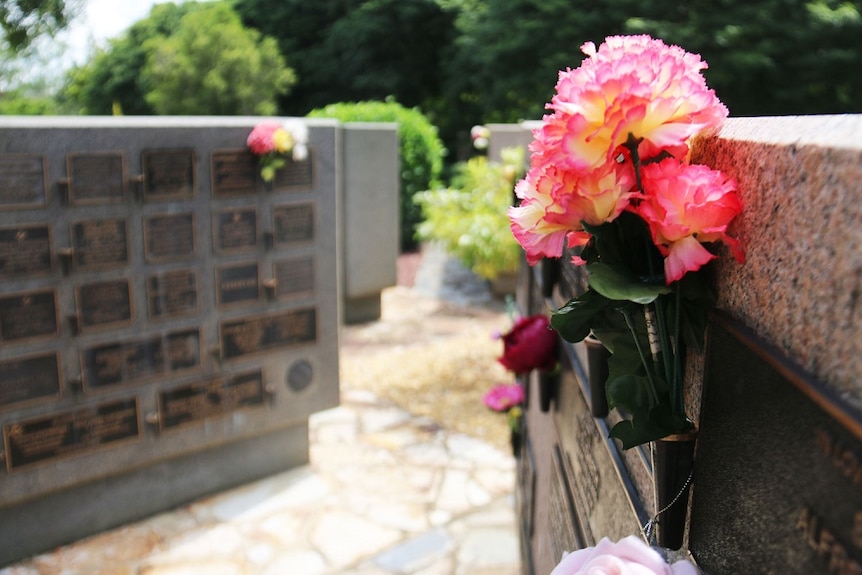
550;289;616;343
587;262;671;304
606;373;652;413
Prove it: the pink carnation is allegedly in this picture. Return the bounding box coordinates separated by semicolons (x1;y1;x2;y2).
544;35;727;172
635;158;744;283
247;122;281;155
482;383;525;412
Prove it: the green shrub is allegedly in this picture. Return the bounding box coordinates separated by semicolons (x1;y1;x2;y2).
415;146;524;280
307;99;446;252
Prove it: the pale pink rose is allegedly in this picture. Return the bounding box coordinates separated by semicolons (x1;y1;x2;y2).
540;35;726;173
247;121;281;155
551;536;699;575
635;158;744;283
482;383;525;412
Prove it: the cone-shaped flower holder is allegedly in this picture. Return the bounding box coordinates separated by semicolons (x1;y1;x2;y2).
652;431;697;550
584;335;610;417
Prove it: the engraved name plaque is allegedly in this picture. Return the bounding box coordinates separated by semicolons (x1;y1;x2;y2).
214;208;257;253
0;225;52;278
216;263;260;307
0;353;60;409
144;213;195;262
72;219;129;270
550;446;583;561
690;315;862;574
142;149;195;201
273;256;315;299
67;153;125;204
220;307;317;360
212;150;258;197
82;328;201;390
0;154;47;208
273;154;313;190
3;398;140;471
0;290;58;342
147;270;197;319
158;371;265;430
76;279;132;329
272;204;315;245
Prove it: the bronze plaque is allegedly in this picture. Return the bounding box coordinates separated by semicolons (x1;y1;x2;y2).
147;270;198;319
549;445;583;560
142;149;195;201
272;203;315;245
213;208;257;253
81;328;201;389
211;150;258;197
0;290;58;342
273;154;313;190
67;153;125;204
0;353;60;409
71;218;129;269
220;307;317;360
0;225;52;278
144;213;195;262
690;316;862;574
0;154;47;207
76;279;132;329
273;256;315;298
3;398;140;471
158;371;265;430
216;262;260;307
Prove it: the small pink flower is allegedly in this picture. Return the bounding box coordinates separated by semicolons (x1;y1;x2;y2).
498;314;558;373
635;158;744;283
550;536;699;575
482;383;525;412
247;122;282;155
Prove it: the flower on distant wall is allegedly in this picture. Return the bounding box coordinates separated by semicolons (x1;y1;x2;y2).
497;314;558;374
550;536;699;575
247;119;309;182
471;124;491;150
483;382;525;412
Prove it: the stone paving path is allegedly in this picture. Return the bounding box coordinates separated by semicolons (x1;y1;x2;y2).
1;245;521;575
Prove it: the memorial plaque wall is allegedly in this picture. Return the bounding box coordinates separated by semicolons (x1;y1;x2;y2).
0;118;340;564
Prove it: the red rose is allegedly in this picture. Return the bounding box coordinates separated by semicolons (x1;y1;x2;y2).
498;314;558;373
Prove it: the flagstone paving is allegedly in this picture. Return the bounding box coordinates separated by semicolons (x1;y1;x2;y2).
2;388;519;575
2;245;521;575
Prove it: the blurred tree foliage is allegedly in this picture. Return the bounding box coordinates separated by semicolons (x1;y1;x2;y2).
20;0;862;145
63;1;293;115
0;0;73;50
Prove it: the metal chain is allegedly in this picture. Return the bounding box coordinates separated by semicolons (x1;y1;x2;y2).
641;469;694;544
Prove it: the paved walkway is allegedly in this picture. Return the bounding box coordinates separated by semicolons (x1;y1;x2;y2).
2;246;521;575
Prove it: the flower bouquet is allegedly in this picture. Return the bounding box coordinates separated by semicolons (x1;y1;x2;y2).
246;119;309;182
509;35;744;449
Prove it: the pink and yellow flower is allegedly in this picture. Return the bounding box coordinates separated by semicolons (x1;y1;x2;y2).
635;158;745;283
246;121;283;155
509;159;637;264
546;35;727;171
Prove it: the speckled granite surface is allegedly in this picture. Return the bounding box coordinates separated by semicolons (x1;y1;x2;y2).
690;115;862;413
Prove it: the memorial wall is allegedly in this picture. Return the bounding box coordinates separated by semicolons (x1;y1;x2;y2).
0;117;343;564
493;116;862;575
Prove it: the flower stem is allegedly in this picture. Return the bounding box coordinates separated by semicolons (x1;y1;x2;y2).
672;286;683;416
622;307;660;406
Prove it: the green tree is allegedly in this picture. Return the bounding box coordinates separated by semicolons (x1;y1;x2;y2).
143;2;295;115
63;2;202;115
232;0;453;114
1;0;73;50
